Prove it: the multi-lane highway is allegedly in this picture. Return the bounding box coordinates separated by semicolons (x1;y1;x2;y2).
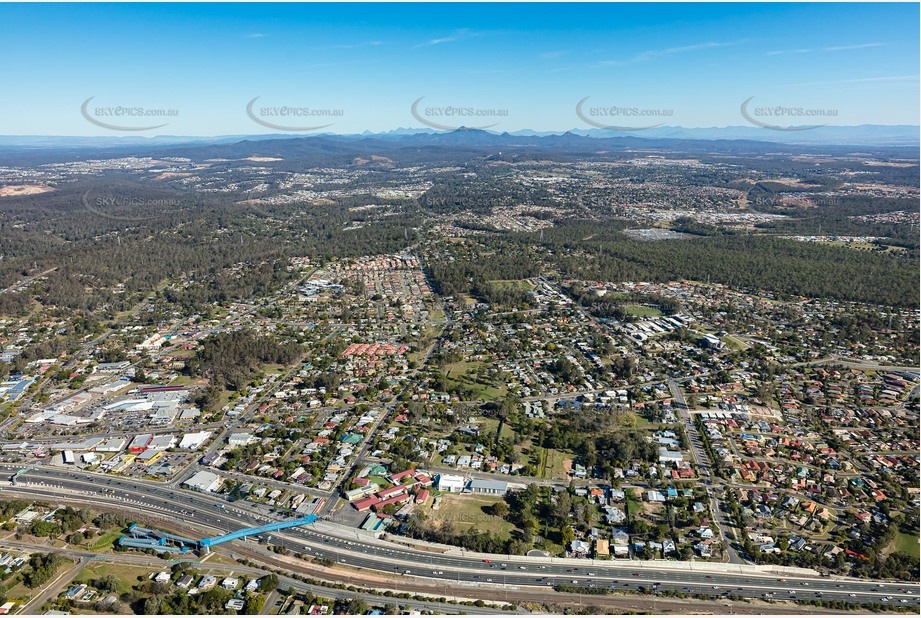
3;465;918;610
0;539;512;616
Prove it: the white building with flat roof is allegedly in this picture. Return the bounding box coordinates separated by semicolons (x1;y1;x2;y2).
148;434;176;450
178;431;211;450
436;473;466;492
658;447;683;463
183;470;223;493
228;432;255;448
95;437;126;452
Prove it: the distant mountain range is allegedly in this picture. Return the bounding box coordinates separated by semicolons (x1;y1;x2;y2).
0;127;917;169
0;124;917;150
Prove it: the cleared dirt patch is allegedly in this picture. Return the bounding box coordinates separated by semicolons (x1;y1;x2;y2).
0;184;54;197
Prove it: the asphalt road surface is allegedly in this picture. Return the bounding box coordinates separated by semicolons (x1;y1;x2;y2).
3;465;918;610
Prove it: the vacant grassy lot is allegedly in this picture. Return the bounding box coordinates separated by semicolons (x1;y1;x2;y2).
488;279;533;291
73;561;152;596
721;334;748;351
167;374;198;386
480;418;517;443
623;305;663;318
428;494;517;538
89;530;124;551
443;360;506;400
539;447;571;480
893;531;920;559
428;303;446;323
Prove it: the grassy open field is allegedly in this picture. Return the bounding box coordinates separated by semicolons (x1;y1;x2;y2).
488;279;534;291
89;530;124;551
167;374;200;387
721;334;748;351
262;363;290;377
428;303;445;323
166;347;197;359
443;360;506;400
539;447;571;480
480;418;518;443
427;494;517;537
73;561;153;595
893;531;920;559
623;305;663;318
213;389;235;413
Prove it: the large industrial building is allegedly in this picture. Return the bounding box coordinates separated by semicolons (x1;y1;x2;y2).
183;470;224;493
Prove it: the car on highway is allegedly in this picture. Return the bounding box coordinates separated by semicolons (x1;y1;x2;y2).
632;573;640;577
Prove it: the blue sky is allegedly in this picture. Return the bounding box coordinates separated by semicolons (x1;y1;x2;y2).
0;2;917;135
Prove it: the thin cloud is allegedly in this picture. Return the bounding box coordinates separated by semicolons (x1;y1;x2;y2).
540;50;569;60
245;33;267;39
824;42;884;52
414;28;479;48
782;74;917;87
325;40;384;50
766;48;813;56
597;41;741;67
768;43;883;56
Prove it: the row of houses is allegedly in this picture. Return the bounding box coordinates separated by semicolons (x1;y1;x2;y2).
349;474;433;512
